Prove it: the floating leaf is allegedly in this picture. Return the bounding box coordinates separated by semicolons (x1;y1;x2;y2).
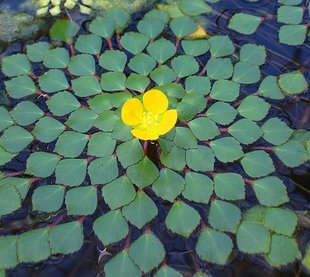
43;48;69;68
210;80;240;102
87;132;116;157
129;233;165;273
181;40;210;57
5;75;36;99
0;236;17;269
32;185;65;212
0;185;21;217
207;102;238;125
26;41;50;62
26;152;60;178
128;53;156;76
186;145;215;171
236;222;270;254
278;0;302;4
183;172;213;204
196;229;233;265
120;32;149;54
46;91;80;116
166;201;200;237
50;19;79;43
75;34;102;55
258;76;284;100
228;13;261;35
101;72;126;91
150;65;177;85
68;54;96;76
174;127;198;149
2;54;31;77
261;118;293;145
241;151;274;177
0;147;17;165
209;35;235;57
93;210;129;245
158;83;185;99
237;96;270;121
55;159;87;186
170;16;197;38
10;101;43;126
214;173;245;200
188;117;220;140
185;76;211;96
88;95;113;114
122;191;158;229
126;73;150;92
209;200;241;232
0;107;13;132
178;0;212;15
210;137;244;163
0;177;30;200
65;108;98;133
88;156;118;185
152;168;185;202
160;145;186;171
228;119;262;144
65;186;97;215
99;50;127;72
144;9;169;24
147;39;176;64
253;176;289;206
116;139;144;168
278;71;308;95
154;266;182;277
207;58;233;80
89;17;115;38
72;76;101;97
39;69;69;93
279;25;307;46
137;18;165;39
233;62;261;84
239;44;266;66
171;55;199;78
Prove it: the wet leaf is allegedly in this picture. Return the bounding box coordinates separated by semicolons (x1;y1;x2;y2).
101;72;126;91
10;101;44;126
26;41;50;62
0;236;17;269
56;159;87;187
228;13;261;35
241;151;274;177
68;54;96;76
88;156;118;185
137;18;165;39
207;58;233;80
99;50;127;72
228;119;262;144
170;16;197;38
5;76;36;99
210;137;244;163
128;53;156;76
75;34;102;55
214;173;245;200
89;17;115;38
39;69;69;93
210;80;240;102
0;107;13;132
171;55;199;78
120;32;149;54
43;48;69;68
0;185;21;217
261;118;293;145
279;25;307;46
26;152;60;178
147;39;176;64
258;76;284;100
239;44;266;66
186;145;215;171
50;19;79;43
178;0;212;15
2;54;31;77
278;70;308;95
237;96;270;121
181;40;210;57
209;35;235;57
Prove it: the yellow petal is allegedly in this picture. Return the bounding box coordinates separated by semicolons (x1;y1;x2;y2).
143;89;168;115
131;128;159;141
121;98;143;126
156;109;178;135
187;24;208;39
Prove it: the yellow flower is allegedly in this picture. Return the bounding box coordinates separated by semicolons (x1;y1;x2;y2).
121;89;177;140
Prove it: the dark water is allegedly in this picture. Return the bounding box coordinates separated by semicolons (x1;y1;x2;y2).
0;0;310;276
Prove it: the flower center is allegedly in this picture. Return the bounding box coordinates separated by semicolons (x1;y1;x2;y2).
141;111;159;129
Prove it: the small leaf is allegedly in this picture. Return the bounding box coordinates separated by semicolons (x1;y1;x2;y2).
50;19;79;42
258;76;284;100
65;108;98;133
147;39;176;64
185;76;211;96
116;139;144;168
101;72;126;91
65;186;97;215
160;145;186;171
122;191;158;229
178;0;212;15
89;17;115;38
87;132;116;157
239;44;266;66
278;6;303;25
237;96;270;121
0;177;30;200
181;40;210;57
261;118;293;145
196;229;233;265
99;50;127;72
174;127;198;150
32;117;65;143
0;107;13;132
207;58;233;80
209;200;241;233
126;73;150;93
128;53;156;76
93;210;129;245
0;185;21;217
208;35;235;58
279;25;307;46
120;32;149;54
150;66;177;85
154;266;182;277
210;137;244;163
72;76;102;97
228;13;261;35
278;70;308;95
0;236;17;269
171;55;199;78
0;147;16;165
188;117;220;140
241;151;274;177
68;54;96;76
5;75;36;99
55;159;87;186
207;102;237;125
10;101;43;126
170;16;196;38
233;62;261;84
43;48;69;68
88;95;113;114
186;145;215;171
129;233;165;273
39;69;69;93
88;156;118;185
137;18;165;39
2;54;31;77
26;152;60;178
46;91;80;116
152;168;185;202
228;119;262;144
214;173;245;200
253;176;289;206
26;41;50;62
210;80;240;102
75;34;102;55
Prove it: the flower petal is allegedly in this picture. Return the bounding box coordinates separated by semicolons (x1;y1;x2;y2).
121;98;143;126
143;89;168;115
156;109;178;135
131;128;159;141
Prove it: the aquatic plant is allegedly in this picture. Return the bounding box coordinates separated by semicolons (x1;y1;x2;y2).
0;2;309;276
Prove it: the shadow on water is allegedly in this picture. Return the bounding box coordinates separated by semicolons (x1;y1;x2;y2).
0;0;309;276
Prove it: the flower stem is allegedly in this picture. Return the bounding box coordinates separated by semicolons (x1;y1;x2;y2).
143;140;148;156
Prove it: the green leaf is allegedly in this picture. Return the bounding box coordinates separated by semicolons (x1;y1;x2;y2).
166;201;200;237
178;0;212;15
174;127;198;149
144;9;169;24
228;13;261;35
241;151;274;177
214;173;245;200
116;139;144;168
188;117;220;140
54;131;89;158
68;54;95;76
17;229;50;263
186;145;215;171
101;72;126;91
109;92;131;108
10;101;43;126
88;156;118;185
181;40;210;57
75;34;102;55
120;32;149;54
5;75;36;99
0;177;30;200
32;185;65;212
160;145;186;171
46;91;80;116
253;176;289;206
278;6;304;24
0;126;33;153
39;69;69;93
26;152;60;178
88;95;113;114
65;108;98;133
50;19;79;43
99;50;127;72
208;35;235;58
0;185;21;217
243;206;267;224
126;73;150;92
183;172;213;204
106;8;130;31
127;157;159;188
207;58;233;80
111;119;133;141
171;55;199;78
154;266;182;277
264;208;297;236
93;210;129;245
32;117;65;143
267;235;300;266
129;233;165;273
170;16;196;38
26;41;50;62
89;17;115;38
210;137;244;163
128;53;156;76
274;140;308;167
196;229;233;265
233;62;261;84
279;25;307;46
104;250;141;277
0;107;13;132
65;186;97;215
236;222;270;254
2;54;31;77
258;76;284;99
278;70;308;95
228;119;262;144
209;200;241;232
185;76;211;96
71;76;101;97
152;168;185;202
0;236;17;269
261;118;293;145
150;65;177;85
237;96;270;121
55;159;87;186
239;44;266;66
210;80;240;102
49;221;83;255
137;18;165;39
0;147;16;165
278;0;302;4
147;39;176;64
207;102;237;125
43;48;69;68
122;191;158;229
87;132;116;157
102;176;136;210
